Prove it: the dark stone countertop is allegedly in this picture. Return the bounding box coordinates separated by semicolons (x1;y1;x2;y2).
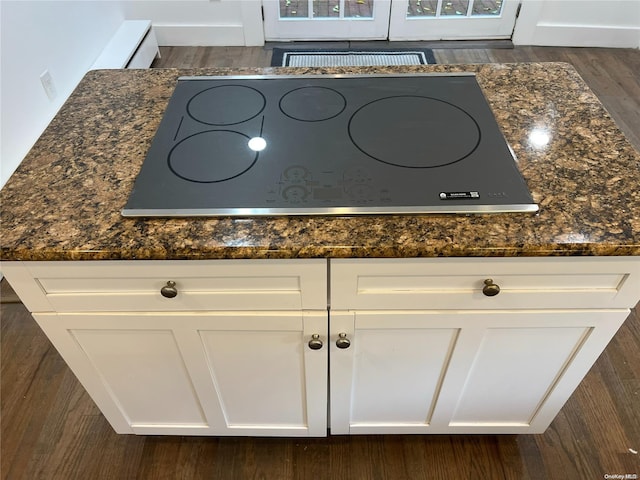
1;63;639;261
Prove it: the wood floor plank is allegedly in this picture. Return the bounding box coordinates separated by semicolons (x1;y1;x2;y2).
1;306;67;479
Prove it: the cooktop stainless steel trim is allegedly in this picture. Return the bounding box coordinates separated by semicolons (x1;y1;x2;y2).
177;73;479;81
122;204;539;217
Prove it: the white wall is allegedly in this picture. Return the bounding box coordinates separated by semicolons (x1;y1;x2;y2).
514;0;640;48
0;1;124;189
119;0;264;47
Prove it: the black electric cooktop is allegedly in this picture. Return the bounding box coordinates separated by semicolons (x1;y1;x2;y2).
122;73;538;217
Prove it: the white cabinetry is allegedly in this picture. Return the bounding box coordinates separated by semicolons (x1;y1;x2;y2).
3;256;638;436
2;260;328;436
330;257;640;434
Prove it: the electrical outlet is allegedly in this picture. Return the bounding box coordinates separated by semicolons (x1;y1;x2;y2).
40;70;57;101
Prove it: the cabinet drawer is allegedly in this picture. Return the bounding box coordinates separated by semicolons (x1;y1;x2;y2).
5;260;327;312
330;257;640;310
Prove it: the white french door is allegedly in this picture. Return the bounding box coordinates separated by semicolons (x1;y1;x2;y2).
389;0;520;40
263;0;519;41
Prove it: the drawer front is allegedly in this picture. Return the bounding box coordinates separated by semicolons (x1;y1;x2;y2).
330;257;640;310
6;260;327;312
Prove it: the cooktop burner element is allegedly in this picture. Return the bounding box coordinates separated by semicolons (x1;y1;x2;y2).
122;73;538;217
168;130;258;183
186;85;265;125
348;95;480;168
279;86;346;122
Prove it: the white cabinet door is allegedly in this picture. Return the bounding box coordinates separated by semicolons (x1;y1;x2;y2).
330;309;628;434
34;311;328;436
330;310;456;434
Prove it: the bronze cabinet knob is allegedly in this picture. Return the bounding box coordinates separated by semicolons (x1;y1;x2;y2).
160;281;178;298
336;332;351;349
308;334;323;350
482;278;500;297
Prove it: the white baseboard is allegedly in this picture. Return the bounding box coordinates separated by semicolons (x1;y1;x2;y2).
525;24;640;48
153;24;251;46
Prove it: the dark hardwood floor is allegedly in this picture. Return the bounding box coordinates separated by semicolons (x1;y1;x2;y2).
2;45;640;479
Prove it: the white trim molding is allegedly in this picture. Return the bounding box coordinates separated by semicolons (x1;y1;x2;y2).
153;24;246;46
524;23;639;48
514;0;640;48
118;0;264;47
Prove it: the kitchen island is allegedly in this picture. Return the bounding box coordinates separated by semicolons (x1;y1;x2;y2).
1;63;639;437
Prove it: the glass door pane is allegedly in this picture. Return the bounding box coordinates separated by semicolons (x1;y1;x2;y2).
472;0;503;15
440;0;470;16
344;0;375;18
280;0;309;18
407;0;438;17
313;0;341;18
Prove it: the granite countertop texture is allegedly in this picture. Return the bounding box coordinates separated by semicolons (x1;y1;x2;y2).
1;63;639;261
